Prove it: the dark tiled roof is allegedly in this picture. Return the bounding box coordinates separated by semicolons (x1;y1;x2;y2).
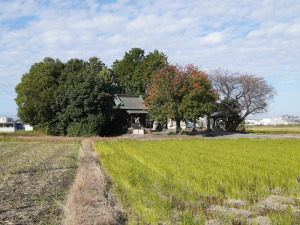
114;95;146;110
126;110;148;114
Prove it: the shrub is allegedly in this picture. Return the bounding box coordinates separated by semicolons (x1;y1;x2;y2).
179;130;197;135
67;122;97;137
166;131;177;135
105;111;128;135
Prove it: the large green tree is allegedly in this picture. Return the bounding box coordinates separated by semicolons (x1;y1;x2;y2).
15;57;115;136
54;57;115;136
15;57;63;125
144;64;217;133
111;48;167;96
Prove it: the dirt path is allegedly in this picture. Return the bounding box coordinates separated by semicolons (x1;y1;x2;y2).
62;139;125;225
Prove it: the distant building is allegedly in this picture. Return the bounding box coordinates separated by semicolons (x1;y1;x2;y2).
0;117;23;132
283;115;299;122
282;115;289;120
246;115;300;126
24;124;33;131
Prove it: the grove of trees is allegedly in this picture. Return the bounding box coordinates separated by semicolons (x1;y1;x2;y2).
15;48;276;136
16;57;115;136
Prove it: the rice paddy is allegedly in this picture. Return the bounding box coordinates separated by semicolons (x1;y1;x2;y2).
95;138;300;224
246;124;300;135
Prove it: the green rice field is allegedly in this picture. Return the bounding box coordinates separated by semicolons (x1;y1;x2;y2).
246;124;300;135
95;139;300;224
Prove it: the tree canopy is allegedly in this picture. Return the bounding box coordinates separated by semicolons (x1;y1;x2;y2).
15;57;63;126
15;57;115;136
144;64;217;133
15;50;277;136
112;48;168;96
209;69;277;131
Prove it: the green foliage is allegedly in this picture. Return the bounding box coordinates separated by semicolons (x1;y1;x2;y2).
145;64;217;133
178;130;196;135
246;126;300;134
112;48;167;96
1;135;11;142
15;57;63;125
166;131;177;135
54;57;113;136
217;98;242;132
66;121;97;137
14;130;36;134
95;139;300;224
105;111;129;135
15;57;115;136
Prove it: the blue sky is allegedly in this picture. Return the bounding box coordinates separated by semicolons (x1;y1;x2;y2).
0;0;299;119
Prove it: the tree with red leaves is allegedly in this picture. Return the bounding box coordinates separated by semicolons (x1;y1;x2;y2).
144;64;217;133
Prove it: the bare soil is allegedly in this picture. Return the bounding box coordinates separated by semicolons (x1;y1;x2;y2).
0;142;79;224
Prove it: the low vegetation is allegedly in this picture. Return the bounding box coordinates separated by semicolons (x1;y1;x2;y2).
0;142;79;224
95;139;300;224
246;124;300;135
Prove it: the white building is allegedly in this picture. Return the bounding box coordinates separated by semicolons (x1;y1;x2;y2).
0;117;23;132
153;117;208;131
246;115;299;126
24;124;33;131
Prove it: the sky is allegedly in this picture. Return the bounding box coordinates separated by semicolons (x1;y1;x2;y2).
0;0;299;119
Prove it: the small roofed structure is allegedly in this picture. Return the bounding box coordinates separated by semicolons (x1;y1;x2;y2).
207;112;225;131
113;95;148;128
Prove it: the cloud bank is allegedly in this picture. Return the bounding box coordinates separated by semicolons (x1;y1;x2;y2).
0;0;299;118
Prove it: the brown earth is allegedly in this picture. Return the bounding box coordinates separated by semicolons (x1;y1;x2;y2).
0;142;79;224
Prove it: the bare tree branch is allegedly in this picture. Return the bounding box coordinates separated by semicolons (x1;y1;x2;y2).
209;69;277;131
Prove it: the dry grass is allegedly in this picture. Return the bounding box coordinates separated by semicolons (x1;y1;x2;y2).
63;139;125;225
0;142;79;224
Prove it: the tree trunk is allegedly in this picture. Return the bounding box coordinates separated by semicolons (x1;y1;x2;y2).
176;119;181;133
192;120;197;132
207;117;211;131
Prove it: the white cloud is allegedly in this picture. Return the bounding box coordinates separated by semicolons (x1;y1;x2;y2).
0;0;300;118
